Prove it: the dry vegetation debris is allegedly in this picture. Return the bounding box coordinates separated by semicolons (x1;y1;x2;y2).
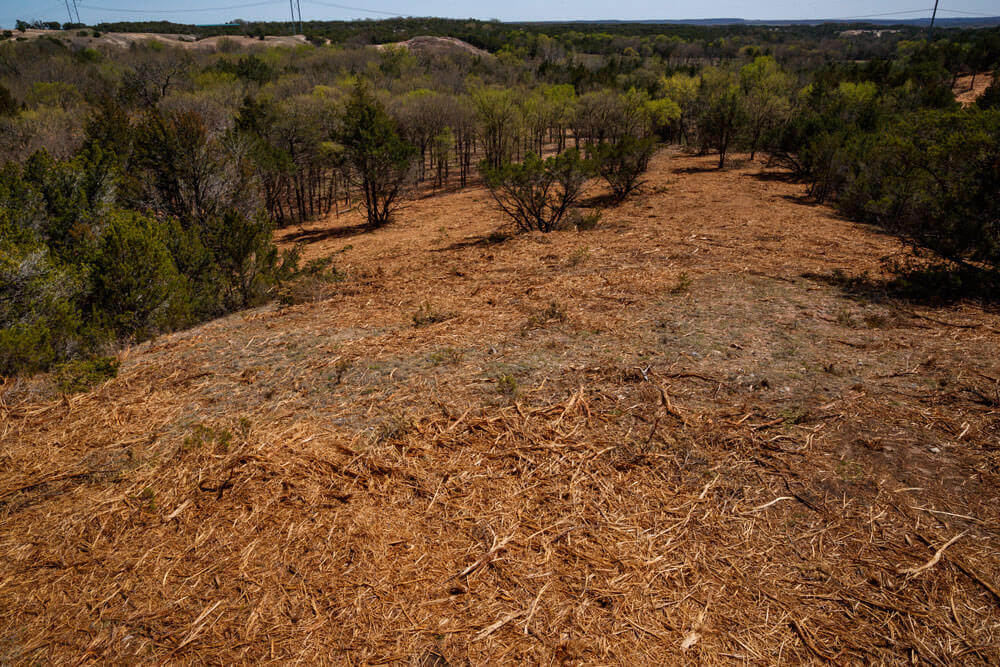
2;152;1000;662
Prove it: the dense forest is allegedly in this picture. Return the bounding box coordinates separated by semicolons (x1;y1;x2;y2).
0;19;998;378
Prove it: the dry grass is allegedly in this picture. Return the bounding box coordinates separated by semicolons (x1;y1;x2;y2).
3;151;1000;663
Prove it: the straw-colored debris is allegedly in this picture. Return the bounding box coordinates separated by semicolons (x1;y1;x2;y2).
2;151;999;662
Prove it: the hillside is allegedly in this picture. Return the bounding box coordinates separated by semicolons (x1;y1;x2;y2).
375;36;490;58
3;151;1000;662
4;29;308;50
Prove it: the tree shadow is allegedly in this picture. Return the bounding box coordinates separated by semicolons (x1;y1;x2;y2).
780;193;825;207
750;170;799;183
578;193;618;208
802;264;1000;309
276;221;372;245
673;165;722;174
434;231;511;252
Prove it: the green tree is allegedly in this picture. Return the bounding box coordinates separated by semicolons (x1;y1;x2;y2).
739;56;792;160
697;67;746;168
339;84;416;228
0;211;85;375
471;85;520;170
838;109;1000;273
659;73;699;144
201;209;280;309
977;71;1000;110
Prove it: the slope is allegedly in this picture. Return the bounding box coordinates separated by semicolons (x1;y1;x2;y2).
2;151;1000;663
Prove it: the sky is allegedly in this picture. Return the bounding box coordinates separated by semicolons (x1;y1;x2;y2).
3;0;998;29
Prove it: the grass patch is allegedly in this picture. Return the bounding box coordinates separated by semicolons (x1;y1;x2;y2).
668;272;692;295
496;374;518;398
567;246;590;267
53;357;119;394
412;303;455;327
527;301;567;327
427;348;463;366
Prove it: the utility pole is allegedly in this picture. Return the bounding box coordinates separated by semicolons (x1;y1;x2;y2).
928;0;940;39
63;0;74;24
296;0;303;35
72;0;81;24
289;0;297;34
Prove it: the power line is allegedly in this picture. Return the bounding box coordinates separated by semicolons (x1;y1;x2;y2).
300;0;404;17
819;8;934;21
933;8;1000;16
77;1;281;13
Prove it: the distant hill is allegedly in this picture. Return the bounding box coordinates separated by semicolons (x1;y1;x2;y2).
528;17;1000;27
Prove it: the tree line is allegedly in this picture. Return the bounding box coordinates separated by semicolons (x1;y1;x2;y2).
0;25;998;377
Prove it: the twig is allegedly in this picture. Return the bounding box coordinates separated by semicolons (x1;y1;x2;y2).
473;610;524;642
789;619;835;662
899;532;966;576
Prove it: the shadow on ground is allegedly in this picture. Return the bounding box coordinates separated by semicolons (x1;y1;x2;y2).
802;263;1000;309
277;221;372;245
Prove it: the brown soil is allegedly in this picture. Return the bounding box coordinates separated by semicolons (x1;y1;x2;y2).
3;151;1000;663
954;71;995;106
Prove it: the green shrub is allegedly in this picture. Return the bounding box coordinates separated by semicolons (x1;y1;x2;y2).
53;356;119;393
481;150;593;233
837;108;1000;272
0;84;16;117
977;72;1000;111
89;210;183;339
200;209;281;310
591;136;656;202
0;218;87;375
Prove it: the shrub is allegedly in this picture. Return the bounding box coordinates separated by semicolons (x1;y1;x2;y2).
89;210;182;339
481;149;593;233
277;255;345;305
0;84;16;117
977;72;1000;110
837;108;1000;273
53;356;119;393
591;136;657;202
0;219;87;375
200;209;281;310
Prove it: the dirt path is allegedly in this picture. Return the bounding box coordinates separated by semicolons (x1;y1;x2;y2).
3;152;999;663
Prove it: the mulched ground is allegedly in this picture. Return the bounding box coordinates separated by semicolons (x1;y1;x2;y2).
2;151;999;663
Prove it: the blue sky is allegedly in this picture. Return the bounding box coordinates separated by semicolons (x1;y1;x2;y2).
4;0;998;29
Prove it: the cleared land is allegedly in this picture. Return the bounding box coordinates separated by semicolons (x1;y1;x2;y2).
954;71;995;106
2;151;1000;663
4;29;309;50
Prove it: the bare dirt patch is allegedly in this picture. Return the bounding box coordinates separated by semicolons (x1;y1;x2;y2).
954;71;995;106
5;29;308;51
2;152;1000;663
375;36;491;58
